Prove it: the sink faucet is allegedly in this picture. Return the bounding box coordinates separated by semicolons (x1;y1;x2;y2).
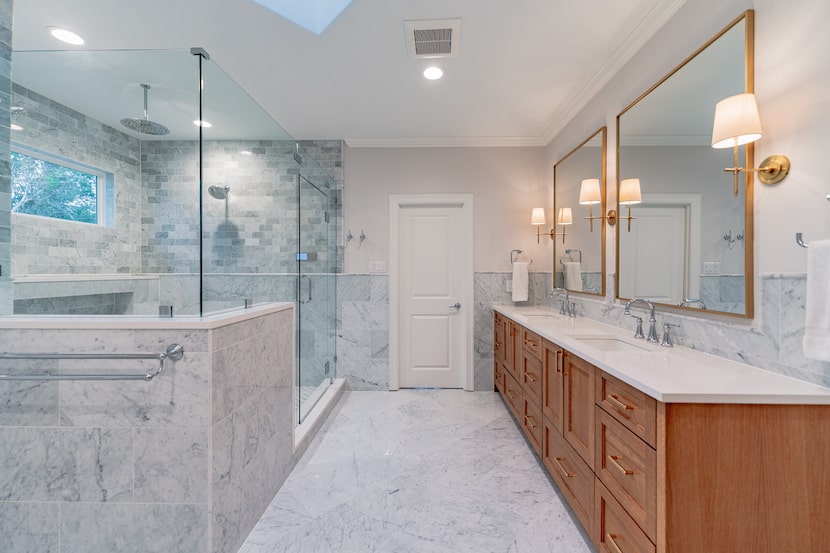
552;288;570;316
623;298;658;342
678;298;707;310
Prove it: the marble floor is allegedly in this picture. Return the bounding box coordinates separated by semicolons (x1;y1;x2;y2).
238;389;593;553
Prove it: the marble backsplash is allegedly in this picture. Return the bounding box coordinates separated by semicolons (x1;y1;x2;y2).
336;272;830;392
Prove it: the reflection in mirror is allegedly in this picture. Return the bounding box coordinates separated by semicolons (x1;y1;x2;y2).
553;127;606;296
617;11;753;317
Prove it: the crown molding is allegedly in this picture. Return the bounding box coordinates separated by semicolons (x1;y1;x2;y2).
344;136;548;148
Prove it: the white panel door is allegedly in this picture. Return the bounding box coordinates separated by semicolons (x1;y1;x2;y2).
619;205;687;304
398;204;465;388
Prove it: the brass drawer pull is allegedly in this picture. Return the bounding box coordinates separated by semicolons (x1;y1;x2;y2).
524;415;538;429
608;394;633;411
507;390;518;400
553;456;575;478
525;372;538;382
556;350;563;373
606;533;625;553
608;455;634;475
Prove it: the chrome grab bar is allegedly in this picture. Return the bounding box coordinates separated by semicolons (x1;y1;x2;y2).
0;343;184;382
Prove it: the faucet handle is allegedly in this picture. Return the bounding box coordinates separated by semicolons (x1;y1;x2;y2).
630;315;645;339
661;323;679;347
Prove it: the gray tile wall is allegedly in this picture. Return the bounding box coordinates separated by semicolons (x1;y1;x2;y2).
10;84;143;275
0;307;313;553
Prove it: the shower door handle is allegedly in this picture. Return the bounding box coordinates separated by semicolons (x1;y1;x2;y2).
449;303;461;310
300;275;312;304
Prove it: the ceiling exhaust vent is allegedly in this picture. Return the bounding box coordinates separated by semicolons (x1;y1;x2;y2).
404;18;461;58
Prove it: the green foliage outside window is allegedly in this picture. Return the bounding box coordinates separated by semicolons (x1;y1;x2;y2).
11;151;98;224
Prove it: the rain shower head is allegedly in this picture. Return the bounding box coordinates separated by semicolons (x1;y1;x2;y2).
120;84;170;136
208;185;230;200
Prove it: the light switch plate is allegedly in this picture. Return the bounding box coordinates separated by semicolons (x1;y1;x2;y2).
703;261;720;274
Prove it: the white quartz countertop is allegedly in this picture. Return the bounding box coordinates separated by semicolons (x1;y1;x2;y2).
494;305;830;405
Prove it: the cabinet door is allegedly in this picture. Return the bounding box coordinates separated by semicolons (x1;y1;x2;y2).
505;321;518;379
543;340;564;434
521;349;543;408
563;352;595;466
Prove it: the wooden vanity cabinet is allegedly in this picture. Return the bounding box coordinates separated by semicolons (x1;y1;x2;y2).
493;312;830;552
493;313;506;392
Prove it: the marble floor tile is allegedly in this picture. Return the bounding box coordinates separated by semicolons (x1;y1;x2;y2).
239;390;592;553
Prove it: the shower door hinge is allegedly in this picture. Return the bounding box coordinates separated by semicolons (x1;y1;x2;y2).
324;361;330;375
324;212;330;223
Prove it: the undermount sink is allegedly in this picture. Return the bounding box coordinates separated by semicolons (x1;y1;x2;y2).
572;336;649;352
521;313;560;319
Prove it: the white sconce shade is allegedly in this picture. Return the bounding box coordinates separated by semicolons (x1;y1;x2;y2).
619;179;642;205
579;179;601;205
711;93;763;148
530;207;546;225
557;207;573;225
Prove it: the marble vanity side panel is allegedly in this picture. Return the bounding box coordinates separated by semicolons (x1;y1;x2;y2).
337;274;388;390
0;502;59;553
60;503;208;553
210;309;295;553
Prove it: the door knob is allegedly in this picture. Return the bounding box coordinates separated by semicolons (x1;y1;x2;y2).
449;303;461;309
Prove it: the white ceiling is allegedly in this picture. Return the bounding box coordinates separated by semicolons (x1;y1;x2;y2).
12;0;688;147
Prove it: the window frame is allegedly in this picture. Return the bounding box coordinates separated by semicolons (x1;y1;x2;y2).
10;143;114;227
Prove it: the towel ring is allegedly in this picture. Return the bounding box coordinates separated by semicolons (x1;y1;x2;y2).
796;233;808;248
510;249;532;265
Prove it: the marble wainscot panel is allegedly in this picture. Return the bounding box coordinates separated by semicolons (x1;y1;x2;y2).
336;272;551;392
0;303;331;553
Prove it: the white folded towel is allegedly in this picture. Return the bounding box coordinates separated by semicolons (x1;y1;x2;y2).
512;261;529;302
563;261;583;292
803;239;830;362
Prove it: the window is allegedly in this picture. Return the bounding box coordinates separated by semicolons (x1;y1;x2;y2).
11;146;113;226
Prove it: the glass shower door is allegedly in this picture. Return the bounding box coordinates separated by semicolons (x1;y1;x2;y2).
296;172;336;423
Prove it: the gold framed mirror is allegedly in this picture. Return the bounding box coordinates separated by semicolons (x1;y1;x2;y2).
616;10;754;318
553;127;607;297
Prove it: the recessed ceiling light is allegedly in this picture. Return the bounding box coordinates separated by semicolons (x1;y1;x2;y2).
423;66;445;80
10;124;23;131
47;26;85;45
240;150;253;156
193;120;212;128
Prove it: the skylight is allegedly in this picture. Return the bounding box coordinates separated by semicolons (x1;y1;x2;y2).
250;0;353;35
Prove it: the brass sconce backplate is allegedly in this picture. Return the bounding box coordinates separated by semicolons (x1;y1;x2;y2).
757;155;791;185
607;210;618;226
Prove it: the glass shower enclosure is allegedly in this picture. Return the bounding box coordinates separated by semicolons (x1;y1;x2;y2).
4;47;338;423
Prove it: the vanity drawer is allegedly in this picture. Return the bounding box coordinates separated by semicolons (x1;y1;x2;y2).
564;352;596;466
522;396;543;456
544;418;594;534
503;370;524;421
595;407;657;542
521;349;543;408
595;478;655;553
522;327;543;361
597;370;657;448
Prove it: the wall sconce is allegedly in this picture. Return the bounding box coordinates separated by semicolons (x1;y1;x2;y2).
711;92;790;196
531;207;547;243
579;179;602;232
554;207;572;244
530;207;571;243
618;178;641;232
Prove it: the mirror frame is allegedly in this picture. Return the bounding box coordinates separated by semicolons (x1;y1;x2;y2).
553;126;607;298
615;10;755;319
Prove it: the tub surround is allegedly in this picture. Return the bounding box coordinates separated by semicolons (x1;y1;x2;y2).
495;304;830;404
0;303;329;553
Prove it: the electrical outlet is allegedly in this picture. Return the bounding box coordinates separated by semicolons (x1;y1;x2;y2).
703;261;720;274
369;261;386;273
